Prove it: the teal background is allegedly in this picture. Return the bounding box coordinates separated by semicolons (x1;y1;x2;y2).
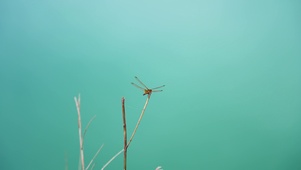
0;0;300;169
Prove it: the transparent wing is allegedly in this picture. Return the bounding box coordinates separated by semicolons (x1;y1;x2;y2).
131;82;145;91
152;90;163;92
151;85;165;90
134;76;149;89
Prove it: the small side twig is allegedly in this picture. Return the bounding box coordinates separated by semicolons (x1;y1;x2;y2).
122;97;127;170
74;94;85;170
90;163;96;170
101;149;124;170
85;144;104;170
83;115;97;139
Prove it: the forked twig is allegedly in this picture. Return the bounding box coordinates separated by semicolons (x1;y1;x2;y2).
80;115;97;170
71;77;164;170
101;94;152;169
74;94;85;170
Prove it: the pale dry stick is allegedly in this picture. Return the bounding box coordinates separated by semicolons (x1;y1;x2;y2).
78;156;81;170
126;94;151;148
86;144;104;170
74;94;85;170
78;115;97;170
122;97;127;170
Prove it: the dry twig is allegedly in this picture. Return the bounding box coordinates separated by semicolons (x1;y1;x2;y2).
86;144;104;170
126;94;151;148
83;115;97;139
75;77;163;170
122;97;127;170
74;94;85;170
101;149;124;170
102;94;151;169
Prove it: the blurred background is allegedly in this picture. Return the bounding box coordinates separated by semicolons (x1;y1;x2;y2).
0;0;300;169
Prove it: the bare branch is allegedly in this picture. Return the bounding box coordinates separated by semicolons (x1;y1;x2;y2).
127;94;151;148
122;97;127;170
74;94;85;170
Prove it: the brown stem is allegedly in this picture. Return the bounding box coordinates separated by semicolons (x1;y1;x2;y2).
122;97;127;170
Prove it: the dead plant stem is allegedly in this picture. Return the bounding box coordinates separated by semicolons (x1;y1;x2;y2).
122;97;127;170
74;94;85;170
126;94;151;148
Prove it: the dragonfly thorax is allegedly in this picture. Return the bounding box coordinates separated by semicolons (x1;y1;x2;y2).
143;89;152;95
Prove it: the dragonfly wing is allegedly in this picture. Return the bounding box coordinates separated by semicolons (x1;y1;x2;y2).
151;85;165;90
152;89;163;92
134;76;149;89
131;82;145;91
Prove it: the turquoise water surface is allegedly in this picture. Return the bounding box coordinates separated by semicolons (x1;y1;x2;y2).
1;0;301;169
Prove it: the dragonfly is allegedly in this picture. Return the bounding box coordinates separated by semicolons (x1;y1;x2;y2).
131;76;165;96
